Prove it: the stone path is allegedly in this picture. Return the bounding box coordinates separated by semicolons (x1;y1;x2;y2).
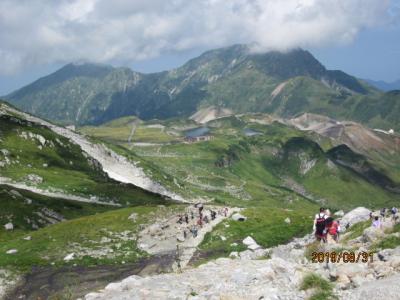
138;206;240;270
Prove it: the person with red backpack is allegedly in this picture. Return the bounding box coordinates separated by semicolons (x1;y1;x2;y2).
313;207;328;243
325;217;339;243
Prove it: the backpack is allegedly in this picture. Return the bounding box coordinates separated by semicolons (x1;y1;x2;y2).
329;221;338;235
315;214;326;235
392;207;398;214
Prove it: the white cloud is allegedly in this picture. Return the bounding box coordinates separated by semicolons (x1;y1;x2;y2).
0;0;395;74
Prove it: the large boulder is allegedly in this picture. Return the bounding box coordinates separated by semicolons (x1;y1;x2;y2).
362;226;384;243
340;207;371;230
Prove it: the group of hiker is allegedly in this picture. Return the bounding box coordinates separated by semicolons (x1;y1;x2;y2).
176;204;228;240
313;207;340;244
370;207;398;229
314;206;399;243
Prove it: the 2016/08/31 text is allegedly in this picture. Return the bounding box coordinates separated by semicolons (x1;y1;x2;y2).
311;251;373;263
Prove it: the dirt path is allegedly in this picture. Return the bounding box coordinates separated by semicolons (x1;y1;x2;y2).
5;254;175;300
0;177;119;206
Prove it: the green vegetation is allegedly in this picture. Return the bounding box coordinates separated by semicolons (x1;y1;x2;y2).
371;235;400;252
0;205;182;271
0;185;110;230
194;206;315;265
300;273;337;300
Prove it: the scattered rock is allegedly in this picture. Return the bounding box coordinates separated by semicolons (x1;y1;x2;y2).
220;235;227;241
284;217;291;224
23;236;32;241
25;174;43;184
64;253;75;261
4;223;13;230
128;213;138;222
6;249;18;254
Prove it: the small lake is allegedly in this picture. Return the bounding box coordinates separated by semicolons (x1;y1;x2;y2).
243;128;262;136
185;127;210;138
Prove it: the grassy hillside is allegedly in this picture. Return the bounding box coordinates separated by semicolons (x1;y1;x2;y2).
0;205;182;270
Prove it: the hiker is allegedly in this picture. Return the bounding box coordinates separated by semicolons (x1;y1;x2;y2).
203;215;209;224
197;217;203;228
183;230;187;239
191;210;194;220
372;216;382;229
197;203;204;215
211;210;216;220
380;208;386;220
191;225;198;238
224;207;228;217
313;207;328;243
177;215;183;224
391;207;398;221
325;209;331;217
369;212;373;220
185;214;189;224
326;217;339;243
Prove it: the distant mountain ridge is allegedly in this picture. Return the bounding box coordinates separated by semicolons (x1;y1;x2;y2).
364;78;400;92
4;44;400;130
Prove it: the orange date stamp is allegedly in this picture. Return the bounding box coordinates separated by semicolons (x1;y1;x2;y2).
311;251;373;263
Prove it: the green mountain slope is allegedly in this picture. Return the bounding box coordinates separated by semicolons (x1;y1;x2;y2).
0;101;168;225
5;45;399;130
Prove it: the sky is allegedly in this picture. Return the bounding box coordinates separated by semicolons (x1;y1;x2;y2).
0;0;399;95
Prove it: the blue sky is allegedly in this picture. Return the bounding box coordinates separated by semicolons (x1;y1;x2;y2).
0;0;399;95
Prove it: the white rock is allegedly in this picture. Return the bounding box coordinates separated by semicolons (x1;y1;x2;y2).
4;223;13;230
284;217;291;224
220;235;227;241
232;213;247;221
229;251;239;258
248;243;261;251
23;236;32;241
243;236;257;246
128;213;138;222
6;249;18;254
64;253;75;261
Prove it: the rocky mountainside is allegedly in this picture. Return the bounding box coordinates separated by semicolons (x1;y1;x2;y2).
4;45;400;130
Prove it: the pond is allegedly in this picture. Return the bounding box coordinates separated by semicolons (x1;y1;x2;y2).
243;128;262;136
185;127;210;138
